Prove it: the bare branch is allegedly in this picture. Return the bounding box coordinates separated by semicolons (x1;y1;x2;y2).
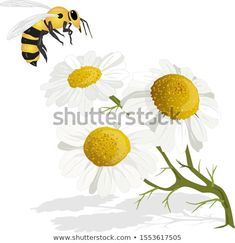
162;189;178;212
155;167;171;176
187;198;223;213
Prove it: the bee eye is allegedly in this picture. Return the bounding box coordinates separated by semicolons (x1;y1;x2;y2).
58;13;63;19
70;10;78;20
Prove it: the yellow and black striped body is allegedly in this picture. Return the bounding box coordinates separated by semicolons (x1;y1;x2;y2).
21;21;48;66
19;7;87;66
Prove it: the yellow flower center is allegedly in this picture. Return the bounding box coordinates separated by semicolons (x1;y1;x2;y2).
67;66;102;88
83;127;131;167
151;74;199;120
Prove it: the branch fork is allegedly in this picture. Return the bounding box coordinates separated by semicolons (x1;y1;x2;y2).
138;146;235;229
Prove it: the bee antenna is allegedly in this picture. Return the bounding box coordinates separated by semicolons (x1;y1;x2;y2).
80;18;87;36
80;18;93;38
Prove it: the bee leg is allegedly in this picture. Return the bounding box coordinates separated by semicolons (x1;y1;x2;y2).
46;21;64;45
46;21;64;38
63;22;73;45
38;44;48;62
42;43;47;52
38;34;48;62
39;32;47;51
53;28;64;37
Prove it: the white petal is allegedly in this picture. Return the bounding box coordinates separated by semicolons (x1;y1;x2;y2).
185;120;203;151
149;68;166;76
100;52;124;71
49;72;69;80
83;51;97;66
200;97;218;111
46;87;71;106
197;111;219;128
132;71;156;81
175;122;188;151
77;55;84;66
96;90;109;101
44;85;68;98
154;122;177;151
55;89;74;107
180;67;194;80
122;72;153;97
159;59;177;74
93;57;102;67
126;154;150;178
102;69;128;80
48;76;66;84
96;81;115;97
57;126;87;147
97;168;113;197
117;163;141;188
60;150;81;169
102;80;123;89
51;61;72;76
122;95;155;114
112;167;130;193
79;90;93;113
146;117;158;132
65;56;81;70
41;80;67;90
89;168;103;194
129;130;156;144
122;98;149;113
50;70;70;80
58;142;81;151
67;89;83;107
121;90;150;107
60;151;87;178
67;90;81;107
188;116;207;142
85;85;98;100
194;78;212;94
77;163;98;190
130;149;156;173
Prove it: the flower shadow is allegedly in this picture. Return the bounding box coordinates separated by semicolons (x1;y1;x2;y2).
34;193;223;232
34;195;116;213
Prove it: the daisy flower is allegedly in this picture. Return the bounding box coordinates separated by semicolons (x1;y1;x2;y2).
41;51;127;112
121;60;218;152
57;124;157;197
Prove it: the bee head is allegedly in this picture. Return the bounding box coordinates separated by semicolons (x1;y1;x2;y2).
68;10;80;28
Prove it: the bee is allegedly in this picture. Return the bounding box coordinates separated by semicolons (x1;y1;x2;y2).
0;0;92;66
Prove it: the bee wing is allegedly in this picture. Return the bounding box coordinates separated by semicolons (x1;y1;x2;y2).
0;0;50;9
7;13;57;40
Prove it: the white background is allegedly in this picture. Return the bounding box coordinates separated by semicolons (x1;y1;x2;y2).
0;0;235;242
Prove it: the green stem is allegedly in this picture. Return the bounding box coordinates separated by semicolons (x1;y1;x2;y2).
157;146;184;181
109;95;122;108
213;185;234;228
142;146;235;229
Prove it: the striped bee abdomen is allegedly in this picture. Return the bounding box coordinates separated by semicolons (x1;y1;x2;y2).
21;26;42;66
